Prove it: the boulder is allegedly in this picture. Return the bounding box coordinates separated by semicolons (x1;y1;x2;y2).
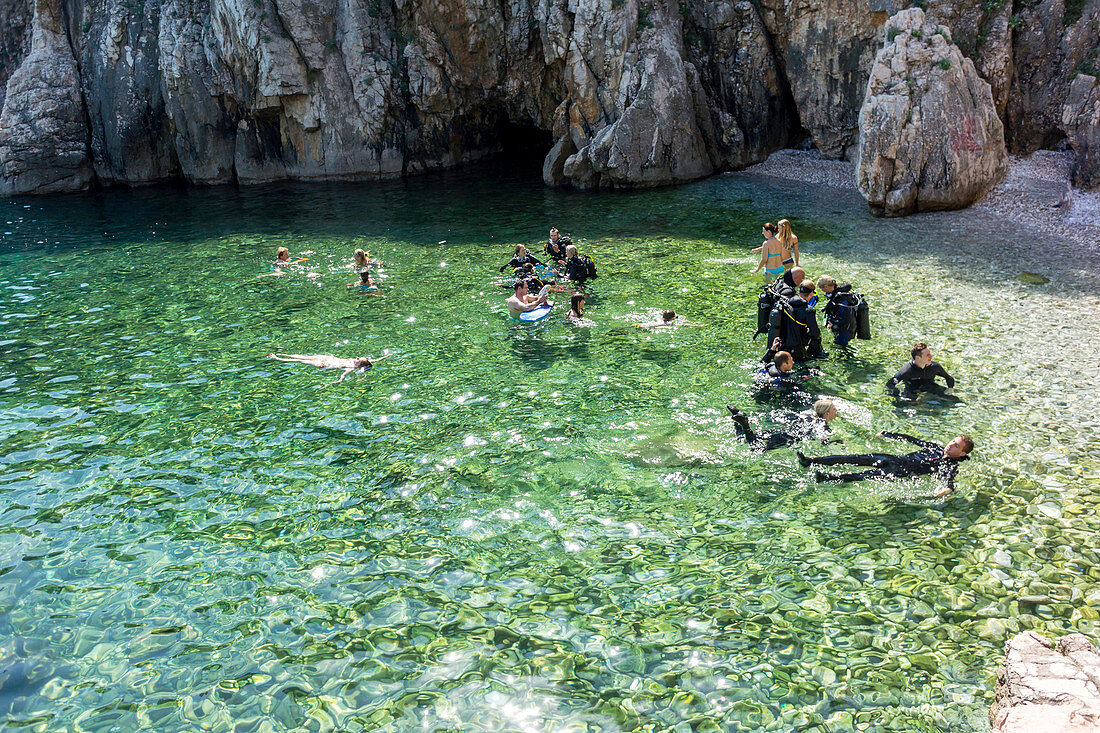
1063;74;1100;189
856;8;1008;216
991;631;1100;733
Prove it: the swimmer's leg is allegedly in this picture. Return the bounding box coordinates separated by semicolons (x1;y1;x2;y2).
727;405;757;443
814;469;885;482
802;453;888;468
761;431;796;452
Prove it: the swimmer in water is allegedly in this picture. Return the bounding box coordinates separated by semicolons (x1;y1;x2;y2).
506;279;550;317
267;352;389;383
726;399;840;452
347;271;383;295
273;247;306;267
800;433;973;498
353;248;382;270
568;293;590;325
636;310;703;329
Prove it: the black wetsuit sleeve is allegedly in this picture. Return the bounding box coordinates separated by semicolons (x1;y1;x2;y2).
500;257;521;273
944;461;958;492
528;254;545;267
932;362;955;388
885;363;912;390
882;432;940;450
762;347;777;364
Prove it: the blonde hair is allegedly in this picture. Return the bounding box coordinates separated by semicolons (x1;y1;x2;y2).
777;219;797;251
354;249;368;264
813;399;835;418
276;247;289;257
566;244;578;258
514;244;526;255
817;275;835;290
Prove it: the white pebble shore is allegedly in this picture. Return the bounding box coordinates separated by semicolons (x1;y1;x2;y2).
744;149;1100;249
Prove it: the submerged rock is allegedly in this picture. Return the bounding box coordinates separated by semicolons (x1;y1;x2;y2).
991;631;1100;732
1017;272;1050;284
856;8;1008;216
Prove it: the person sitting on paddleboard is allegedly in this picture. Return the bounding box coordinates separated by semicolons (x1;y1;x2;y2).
506;279;550;318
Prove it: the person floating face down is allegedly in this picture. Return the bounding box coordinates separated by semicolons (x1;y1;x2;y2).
799;433;973;498
886;342;956;397
727;398;840;452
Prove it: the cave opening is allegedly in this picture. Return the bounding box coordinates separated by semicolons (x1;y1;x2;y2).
495;119;554;166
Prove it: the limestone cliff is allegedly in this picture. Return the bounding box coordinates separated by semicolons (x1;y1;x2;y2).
0;0;1096;198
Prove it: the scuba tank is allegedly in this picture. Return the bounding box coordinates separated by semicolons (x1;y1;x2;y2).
755;290;775;339
856;296;871;340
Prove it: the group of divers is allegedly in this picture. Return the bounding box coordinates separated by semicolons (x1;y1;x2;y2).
265;221;975;499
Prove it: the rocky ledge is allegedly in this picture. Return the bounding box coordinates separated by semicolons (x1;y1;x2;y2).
991;631;1100;733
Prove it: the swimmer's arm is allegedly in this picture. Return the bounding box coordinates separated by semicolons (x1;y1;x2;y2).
335;368;355;383
933;465;957;497
750;245;763;253
880;432;937;449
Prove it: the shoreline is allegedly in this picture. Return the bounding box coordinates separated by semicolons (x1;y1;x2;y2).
743;149;1100;249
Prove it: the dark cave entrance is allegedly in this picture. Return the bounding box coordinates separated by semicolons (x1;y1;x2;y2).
495;119;554;166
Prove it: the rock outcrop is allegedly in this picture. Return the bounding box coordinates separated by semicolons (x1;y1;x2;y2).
856;8;1007;216
991;631;1100;733
1064;74;1100;189
0;0;92;195
0;0;1096;199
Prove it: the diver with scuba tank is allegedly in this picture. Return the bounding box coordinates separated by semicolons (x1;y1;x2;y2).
817;275;871;346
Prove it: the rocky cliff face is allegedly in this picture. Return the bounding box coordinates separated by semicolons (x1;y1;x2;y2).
0;0;1096;198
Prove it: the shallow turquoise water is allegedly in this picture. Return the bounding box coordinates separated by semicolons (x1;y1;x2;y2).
1;163;1098;732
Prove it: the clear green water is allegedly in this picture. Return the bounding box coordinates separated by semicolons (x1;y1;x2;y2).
1;163;1098;732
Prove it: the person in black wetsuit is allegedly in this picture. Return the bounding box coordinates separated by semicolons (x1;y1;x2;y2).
545;227;569;264
769;283;826;362
886;342;956;396
771;266;805;298
799;432;973;497
499;245;544;273
727;399;840;451
818;275;859;346
563;244;596;285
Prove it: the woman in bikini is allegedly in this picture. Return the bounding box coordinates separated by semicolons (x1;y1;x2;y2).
777;219;799;270
751;223;784;279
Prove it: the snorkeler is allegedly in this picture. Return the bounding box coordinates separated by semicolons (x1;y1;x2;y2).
267;352;389;383
506;278;550;317
499;245;544;273
799;433;973;497
886;342;956;396
727;399;840;452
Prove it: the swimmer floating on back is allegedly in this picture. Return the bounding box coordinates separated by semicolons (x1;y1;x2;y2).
267;352;389;383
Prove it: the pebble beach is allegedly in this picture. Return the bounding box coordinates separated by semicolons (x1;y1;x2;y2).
745;149;1100;250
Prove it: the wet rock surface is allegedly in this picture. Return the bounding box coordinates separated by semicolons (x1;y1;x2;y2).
992;631;1100;733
